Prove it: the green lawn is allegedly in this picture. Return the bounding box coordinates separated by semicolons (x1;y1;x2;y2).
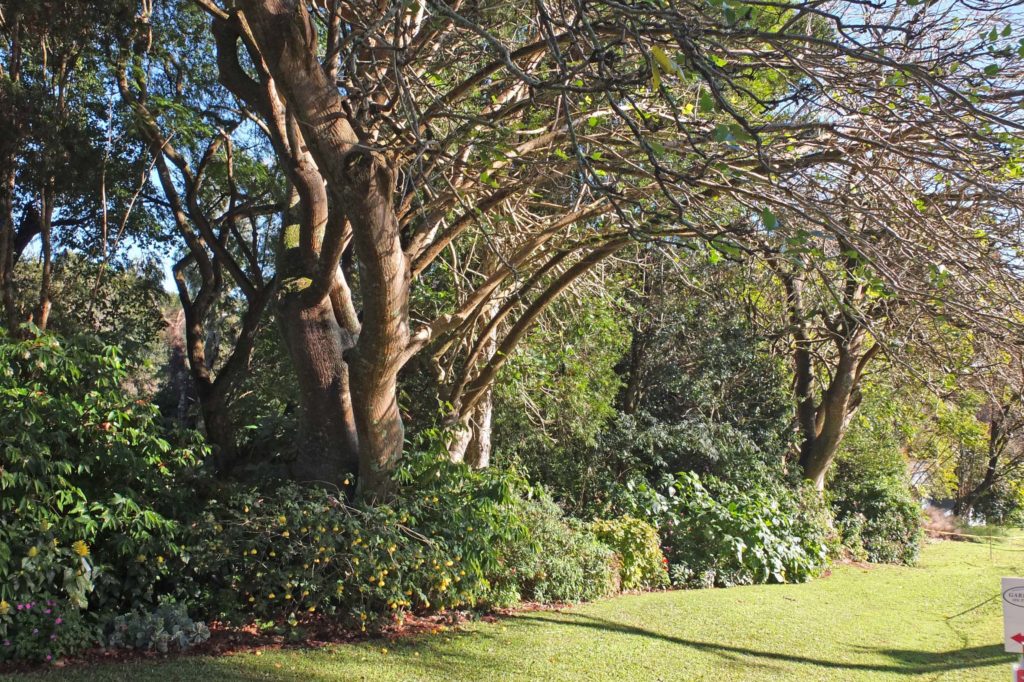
4;540;1019;681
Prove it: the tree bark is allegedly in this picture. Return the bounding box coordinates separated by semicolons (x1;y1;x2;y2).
278;289;359;481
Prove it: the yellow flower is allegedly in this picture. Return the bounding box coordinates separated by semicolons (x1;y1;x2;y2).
278;516;287;525
156;555;165;564
268;593;276;600
27;546;39;558
282;531;290;538
72;540;90;557
0;600;9;615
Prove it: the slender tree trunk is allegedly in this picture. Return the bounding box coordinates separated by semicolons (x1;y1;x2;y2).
331;151;410;498
448;390;494;468
955;412;1004;516
33;188;54;330
465;392;493;469
0;164;16;330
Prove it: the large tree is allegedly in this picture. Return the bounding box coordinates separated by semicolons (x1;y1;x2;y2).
105;0;1024;497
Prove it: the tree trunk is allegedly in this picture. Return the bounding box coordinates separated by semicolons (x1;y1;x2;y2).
33;190;54;330
448;392;494;468
332;150;410;498
465;392;493;469
799;348;860;490
0;164;16;330
955;411;1005;517
278;289;359;482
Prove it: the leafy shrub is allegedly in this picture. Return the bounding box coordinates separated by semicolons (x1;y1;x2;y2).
182;453;527;631
829;381;924;564
590;516;668;591
0;599;98;664
0;330;207;635
106;601;210;653
829;467;922;565
659;473;830;588
490;495;616;606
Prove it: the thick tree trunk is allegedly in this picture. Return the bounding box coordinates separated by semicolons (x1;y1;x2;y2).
343;152;410;498
799;348;861;490
278;290;359;481
197;386;238;474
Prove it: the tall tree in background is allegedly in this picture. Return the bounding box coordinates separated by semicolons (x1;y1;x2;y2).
0;1;157;330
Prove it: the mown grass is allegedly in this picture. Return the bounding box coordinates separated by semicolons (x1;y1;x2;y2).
4;540;1019;681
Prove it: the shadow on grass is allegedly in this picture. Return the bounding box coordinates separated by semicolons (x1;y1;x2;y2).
516;612;1009;675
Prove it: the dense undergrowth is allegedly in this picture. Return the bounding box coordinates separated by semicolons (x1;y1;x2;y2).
0;331;923;665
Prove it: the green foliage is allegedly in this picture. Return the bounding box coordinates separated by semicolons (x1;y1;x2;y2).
12;256;169;367
494;290;630;470
0;329;207;622
830;382;924;565
973;480;1024;526
182;453;527;631
590;517;668;591
582;413;789;517
829;467;923;565
659;473;830;588
496;258;794;516
0;599;98;664
490;495;616;606
106;601;210;654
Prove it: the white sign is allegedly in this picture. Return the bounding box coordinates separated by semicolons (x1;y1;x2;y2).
1002;578;1024;653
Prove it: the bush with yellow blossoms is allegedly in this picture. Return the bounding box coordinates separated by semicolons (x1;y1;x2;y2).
181;451;529;631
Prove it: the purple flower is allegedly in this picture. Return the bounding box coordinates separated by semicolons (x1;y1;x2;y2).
54;618;63;625
45;654;52;662
16;604;23;611
46;600;53;607
3;640;10;647
32;628;39;635
50;634;57;641
44;609;51;615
